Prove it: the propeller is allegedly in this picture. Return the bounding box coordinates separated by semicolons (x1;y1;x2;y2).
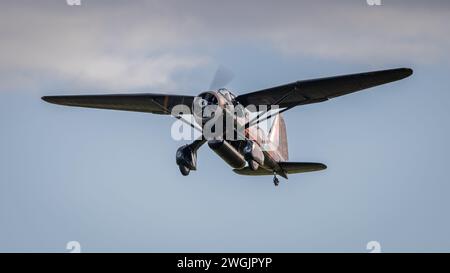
208;65;234;90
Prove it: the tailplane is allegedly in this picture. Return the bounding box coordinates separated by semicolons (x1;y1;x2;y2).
233;162;327;176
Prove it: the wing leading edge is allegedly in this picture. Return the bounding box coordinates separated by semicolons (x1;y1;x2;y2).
236;68;413;109
42;93;195;115
42;68;412;114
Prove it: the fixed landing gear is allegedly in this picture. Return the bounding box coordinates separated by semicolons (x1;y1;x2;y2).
176;145;196;176
273;172;279;187
179;164;190;176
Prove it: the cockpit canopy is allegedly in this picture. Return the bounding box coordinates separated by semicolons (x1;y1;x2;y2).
217;88;236;102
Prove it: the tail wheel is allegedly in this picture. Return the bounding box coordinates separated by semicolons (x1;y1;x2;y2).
273;172;279;186
179;164;190;176
273;176;279;186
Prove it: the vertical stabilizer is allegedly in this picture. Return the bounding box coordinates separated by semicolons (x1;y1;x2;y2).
268;114;289;161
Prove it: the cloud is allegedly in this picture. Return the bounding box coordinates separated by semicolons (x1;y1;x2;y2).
152;0;450;64
0;1;209;91
266;2;450;64
0;0;449;92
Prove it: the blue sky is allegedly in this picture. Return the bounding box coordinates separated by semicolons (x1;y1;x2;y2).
1;0;450;252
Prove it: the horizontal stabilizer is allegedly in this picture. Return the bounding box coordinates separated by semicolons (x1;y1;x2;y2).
233;162;326;176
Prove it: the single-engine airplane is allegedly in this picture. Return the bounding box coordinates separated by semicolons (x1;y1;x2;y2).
42;67;413;186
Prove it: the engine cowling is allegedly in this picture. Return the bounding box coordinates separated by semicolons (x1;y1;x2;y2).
192;91;226;127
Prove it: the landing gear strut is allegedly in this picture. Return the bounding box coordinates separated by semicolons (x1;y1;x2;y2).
175;139;206;176
176;145;196;176
273;172;279;187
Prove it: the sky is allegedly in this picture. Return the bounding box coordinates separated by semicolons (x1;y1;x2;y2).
0;0;450;252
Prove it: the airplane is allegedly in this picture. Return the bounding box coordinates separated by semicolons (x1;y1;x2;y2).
42;67;413;186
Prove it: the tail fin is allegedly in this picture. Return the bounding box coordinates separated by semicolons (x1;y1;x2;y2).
268;113;289;161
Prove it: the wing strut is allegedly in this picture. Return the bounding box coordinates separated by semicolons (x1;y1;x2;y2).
150;98;202;133
244;86;298;128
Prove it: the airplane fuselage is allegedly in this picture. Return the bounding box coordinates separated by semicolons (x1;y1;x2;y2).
191;89;288;177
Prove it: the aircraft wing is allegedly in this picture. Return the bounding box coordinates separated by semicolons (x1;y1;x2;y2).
41;93;195;115
235;68;413;109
